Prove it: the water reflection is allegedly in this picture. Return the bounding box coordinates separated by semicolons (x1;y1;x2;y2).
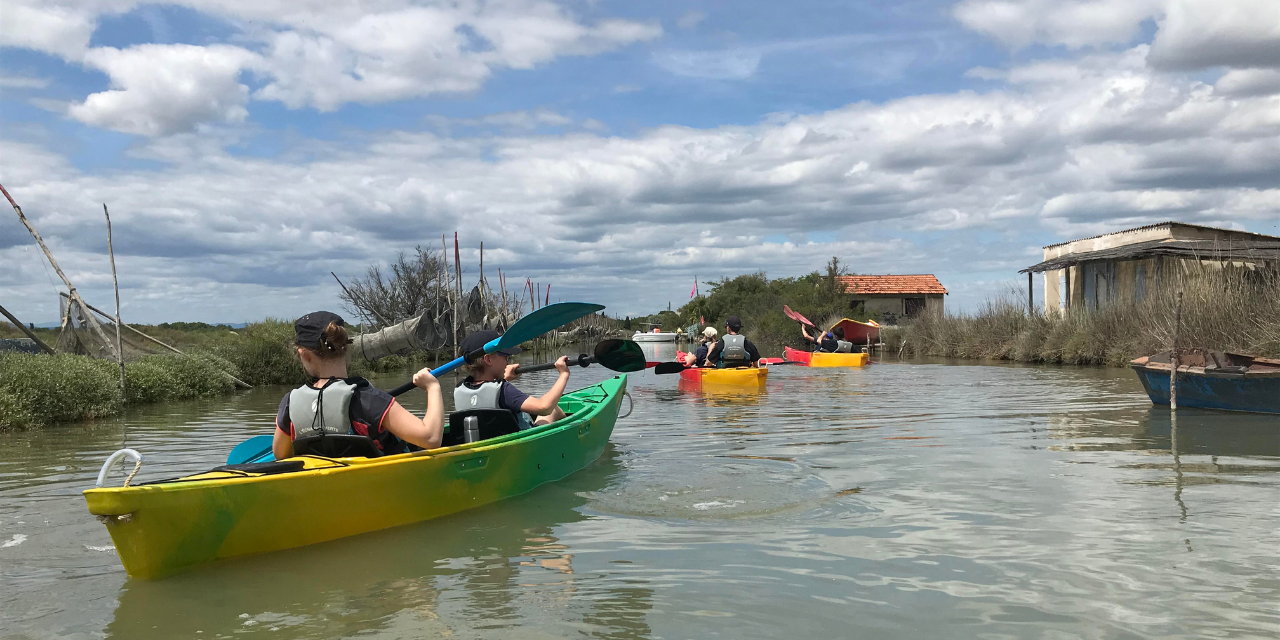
106;447;655;639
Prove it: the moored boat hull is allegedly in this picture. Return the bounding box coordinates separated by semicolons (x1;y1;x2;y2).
1131;350;1280;414
831;318;879;344
84;376;628;580
782;346;869;367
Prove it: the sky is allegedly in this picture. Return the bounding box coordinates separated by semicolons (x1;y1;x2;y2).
1;0;1279;324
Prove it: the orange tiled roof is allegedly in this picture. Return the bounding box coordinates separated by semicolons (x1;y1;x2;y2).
836;274;948;295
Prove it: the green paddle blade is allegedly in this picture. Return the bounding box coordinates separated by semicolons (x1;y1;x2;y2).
494;302;606;351
594;338;647;372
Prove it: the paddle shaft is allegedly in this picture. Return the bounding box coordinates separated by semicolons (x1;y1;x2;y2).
515;354;594;374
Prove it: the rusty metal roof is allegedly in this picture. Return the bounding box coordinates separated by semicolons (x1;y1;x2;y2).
1042;221;1280;249
1021;238;1280;273
837;274;948;295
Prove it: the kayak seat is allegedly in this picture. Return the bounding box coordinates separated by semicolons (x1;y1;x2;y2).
443;409;520;447
291;434;382;459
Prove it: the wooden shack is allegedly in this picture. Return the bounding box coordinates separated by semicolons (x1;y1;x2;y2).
1021;222;1280;314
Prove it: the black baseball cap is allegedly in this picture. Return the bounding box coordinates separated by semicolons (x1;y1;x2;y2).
294;311;349;350
459;329;522;363
725;315;743;331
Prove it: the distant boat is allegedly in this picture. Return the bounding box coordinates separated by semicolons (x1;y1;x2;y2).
631;322;680;343
632;330;678;343
1130;349;1280;414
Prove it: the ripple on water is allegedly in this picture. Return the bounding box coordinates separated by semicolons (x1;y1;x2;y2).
584;457;851;520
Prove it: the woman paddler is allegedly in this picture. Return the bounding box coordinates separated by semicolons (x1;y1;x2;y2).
272;311;444;459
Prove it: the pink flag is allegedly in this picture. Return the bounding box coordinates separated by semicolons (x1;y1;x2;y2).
691;277;698;299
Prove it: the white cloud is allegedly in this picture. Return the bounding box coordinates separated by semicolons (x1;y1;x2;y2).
1147;0;1280;70
4;46;1280;320
1215;69;1280;97
0;74;50;88
653;49;762;80
0;1;98;59
1;0;662;133
676;11;706;30
69;44;260;136
953;0;1162;49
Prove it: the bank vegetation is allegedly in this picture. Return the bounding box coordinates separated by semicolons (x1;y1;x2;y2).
884;267;1280;366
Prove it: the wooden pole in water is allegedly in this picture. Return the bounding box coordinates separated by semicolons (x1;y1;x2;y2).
1170;291;1183;411
104;204;125;394
1028;272;1034;316
0;302;56;354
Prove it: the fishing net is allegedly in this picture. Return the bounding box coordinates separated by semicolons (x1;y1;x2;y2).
52;294;166;361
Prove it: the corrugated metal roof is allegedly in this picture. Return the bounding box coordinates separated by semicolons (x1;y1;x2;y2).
837;274;948;295
1021;239;1280;273
1042;221;1280;249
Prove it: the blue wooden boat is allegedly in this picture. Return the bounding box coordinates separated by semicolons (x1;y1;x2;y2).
1131;349;1280;414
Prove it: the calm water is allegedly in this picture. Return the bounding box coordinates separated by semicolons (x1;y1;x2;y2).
2;352;1278;640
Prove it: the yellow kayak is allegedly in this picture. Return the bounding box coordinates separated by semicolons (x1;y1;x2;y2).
784;347;869;367
680;365;767;387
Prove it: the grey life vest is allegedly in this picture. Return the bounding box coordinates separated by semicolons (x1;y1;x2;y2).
721;334;748;365
835;340;853;353
454;380;535;430
454;380;503;410
289;379;357;439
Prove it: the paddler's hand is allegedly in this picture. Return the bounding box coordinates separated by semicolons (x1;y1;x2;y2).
412;368;439;389
503;363;522;382
553;355;570;374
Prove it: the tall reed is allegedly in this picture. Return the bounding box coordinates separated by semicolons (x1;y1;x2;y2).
892;266;1280;365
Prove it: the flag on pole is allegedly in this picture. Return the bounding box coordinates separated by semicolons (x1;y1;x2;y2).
691;276;698;299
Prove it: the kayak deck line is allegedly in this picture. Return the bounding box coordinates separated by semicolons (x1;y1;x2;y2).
84;375;628;580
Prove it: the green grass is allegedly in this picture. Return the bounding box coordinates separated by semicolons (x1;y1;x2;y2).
0;318;442;431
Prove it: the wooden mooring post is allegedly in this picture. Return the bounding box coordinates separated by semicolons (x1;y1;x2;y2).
1169;291;1183;411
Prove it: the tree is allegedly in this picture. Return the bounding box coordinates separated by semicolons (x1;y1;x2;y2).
338;246;449;329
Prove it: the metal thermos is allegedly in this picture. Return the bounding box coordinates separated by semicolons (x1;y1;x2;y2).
464;416;480;443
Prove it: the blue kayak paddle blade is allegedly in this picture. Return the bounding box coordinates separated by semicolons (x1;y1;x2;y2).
495;302;605;348
226;434;274;465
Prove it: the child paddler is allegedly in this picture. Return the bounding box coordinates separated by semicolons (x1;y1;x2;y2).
683;326;718;367
272;311;444;460
455;329;571;429
705;316;761;368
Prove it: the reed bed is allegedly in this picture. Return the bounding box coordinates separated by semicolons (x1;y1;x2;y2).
888;267;1280;366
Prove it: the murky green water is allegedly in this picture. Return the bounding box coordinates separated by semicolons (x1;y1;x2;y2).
2;354;1278;639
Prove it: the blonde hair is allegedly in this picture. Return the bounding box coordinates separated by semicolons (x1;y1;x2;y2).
702;326;718;339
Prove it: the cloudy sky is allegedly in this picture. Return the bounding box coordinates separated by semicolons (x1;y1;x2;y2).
1;0;1278;324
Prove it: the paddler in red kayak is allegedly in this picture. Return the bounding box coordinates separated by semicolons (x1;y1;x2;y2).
454;329;571;429
801;325;852;352
272;311;445;459
705;316;761;367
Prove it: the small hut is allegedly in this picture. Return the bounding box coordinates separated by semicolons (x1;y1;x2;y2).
836;275;948;322
1021;222;1280;314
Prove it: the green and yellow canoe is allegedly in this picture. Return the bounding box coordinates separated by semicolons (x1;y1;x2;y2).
85;375;628;580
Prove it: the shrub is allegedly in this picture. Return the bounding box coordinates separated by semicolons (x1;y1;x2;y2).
0;353;122;430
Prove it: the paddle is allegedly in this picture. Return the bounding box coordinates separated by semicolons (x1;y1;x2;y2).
512;339;647;374
783;304;820;352
226;301;606;465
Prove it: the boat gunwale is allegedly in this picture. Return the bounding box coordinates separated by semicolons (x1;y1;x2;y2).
84;375;627;500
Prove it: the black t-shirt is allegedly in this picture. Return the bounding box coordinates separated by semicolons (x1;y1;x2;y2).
818;333;838;352
459;377;531;420
706;335;760;365
276;377;402;453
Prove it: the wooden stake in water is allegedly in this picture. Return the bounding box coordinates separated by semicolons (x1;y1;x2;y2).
104;204;125;394
1169;291;1183;411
